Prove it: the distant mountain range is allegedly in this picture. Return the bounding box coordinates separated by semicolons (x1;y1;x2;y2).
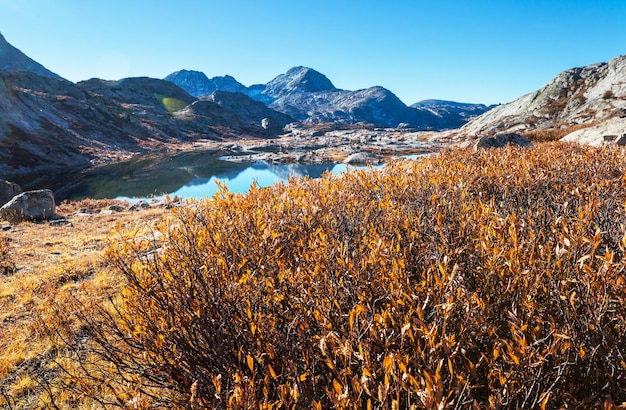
164;66;493;129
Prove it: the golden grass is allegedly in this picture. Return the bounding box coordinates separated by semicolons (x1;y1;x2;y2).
521;121;602;142
0;203;167;409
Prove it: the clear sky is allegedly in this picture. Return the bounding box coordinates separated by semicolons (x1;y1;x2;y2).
0;0;625;105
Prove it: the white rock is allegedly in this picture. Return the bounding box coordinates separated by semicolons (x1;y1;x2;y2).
0;189;55;223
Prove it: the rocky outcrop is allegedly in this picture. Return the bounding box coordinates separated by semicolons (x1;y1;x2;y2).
0;180;22;207
451;55;626;140
0;189;55;223
561;117;626;147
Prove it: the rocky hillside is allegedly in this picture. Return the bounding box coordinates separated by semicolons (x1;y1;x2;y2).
452;55;626;143
165;66;489;130
200;90;294;134
0;32;62;79
411;99;496;130
0;71;295;177
164;70;248;96
0;33;298;178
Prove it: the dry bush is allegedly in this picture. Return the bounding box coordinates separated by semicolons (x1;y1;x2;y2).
51;143;626;408
0;236;15;276
521;121;601;143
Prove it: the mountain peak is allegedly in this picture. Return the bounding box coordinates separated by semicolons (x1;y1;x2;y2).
164;70;212;96
164;70;247;97
0;32;63;79
264;66;337;97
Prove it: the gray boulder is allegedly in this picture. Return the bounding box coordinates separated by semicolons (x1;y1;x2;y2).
474;133;532;150
0;189;56;223
0;180;22;207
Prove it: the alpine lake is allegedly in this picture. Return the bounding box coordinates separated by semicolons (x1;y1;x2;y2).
13;149;425;203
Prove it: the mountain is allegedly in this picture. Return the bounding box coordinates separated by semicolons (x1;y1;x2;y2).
454;55;626;142
0;72;292;178
248;66;442;128
263;66;337;97
0;32;62;79
164;70;248;97
411;99;496;129
201;90;293;133
166;66;485;129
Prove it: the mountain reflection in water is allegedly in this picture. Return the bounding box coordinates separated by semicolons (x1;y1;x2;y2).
16;150;374;201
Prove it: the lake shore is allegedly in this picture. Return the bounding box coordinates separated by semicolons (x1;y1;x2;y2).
98;126;447;168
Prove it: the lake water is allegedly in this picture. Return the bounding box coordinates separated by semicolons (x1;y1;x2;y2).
14;150;390;202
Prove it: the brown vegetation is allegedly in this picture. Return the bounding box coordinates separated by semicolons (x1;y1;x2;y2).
0;203;167;409
2;143;626;408
521;121;601;142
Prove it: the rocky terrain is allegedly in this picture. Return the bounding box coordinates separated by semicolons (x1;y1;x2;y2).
0;33;300;178
0;32;481;180
0;71;295;177
164;66;491;129
0;32;61;79
4;28;626;187
438;54;626;145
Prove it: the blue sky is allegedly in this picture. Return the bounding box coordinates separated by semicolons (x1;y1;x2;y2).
0;0;625;105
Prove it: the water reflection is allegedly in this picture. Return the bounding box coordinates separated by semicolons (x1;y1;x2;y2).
116;159;358;201
15;150;424;201
14;150;371;201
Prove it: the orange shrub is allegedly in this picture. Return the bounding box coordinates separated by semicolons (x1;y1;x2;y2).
0;236;15;276
53;143;626;409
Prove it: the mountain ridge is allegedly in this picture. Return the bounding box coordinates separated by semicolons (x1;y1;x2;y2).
0;32;62;79
449;54;626;143
164;66;490;129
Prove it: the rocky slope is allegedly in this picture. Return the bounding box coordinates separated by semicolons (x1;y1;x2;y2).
0;32;62;79
0;71;296;177
165;66;489;129
200;90;293;134
164;70;248;96
449;55;626;142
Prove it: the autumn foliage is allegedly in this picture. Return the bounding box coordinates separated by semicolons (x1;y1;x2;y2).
52;143;626;408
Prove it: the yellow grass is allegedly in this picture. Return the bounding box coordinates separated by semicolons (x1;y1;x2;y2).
0;202;167;408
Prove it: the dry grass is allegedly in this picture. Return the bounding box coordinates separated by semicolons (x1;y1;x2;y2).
0;203;168;409
521;121;603;143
